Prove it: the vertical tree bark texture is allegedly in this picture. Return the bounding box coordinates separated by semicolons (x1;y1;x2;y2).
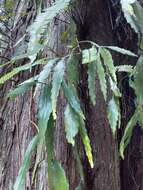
76;1;120;189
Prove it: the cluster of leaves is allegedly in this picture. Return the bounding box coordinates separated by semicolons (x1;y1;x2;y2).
1;0;143;189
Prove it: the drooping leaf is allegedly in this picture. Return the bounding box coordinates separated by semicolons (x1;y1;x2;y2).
109;77;121;98
14;135;39;190
38;85;52;137
79;118;94;168
88;61;96;105
64;104;79;146
45;116;69;190
133;56;143;105
49;160;69;190
120;110;138;159
51;59;65;119
100;48;117;81
62;80;85;120
96;54;107;100
106;46;137;57
107;97;120;135
82;46;97;64
67;54;79;86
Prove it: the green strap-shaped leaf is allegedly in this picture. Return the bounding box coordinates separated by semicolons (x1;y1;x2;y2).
105;46;137;57
67;54;79;86
96;54;107;101
100;48;117;82
79;118;94;168
133;56;143;105
7;77;37;100
45;116;69;190
64;104;79;146
62;80;85;120
14;135;39;190
109;77;121;98
88;61;96;105
38;85;52;137
49;160;69;190
82;46;97;64
0;58;46;84
51;59;65;119
38;59;58;83
120;110;138;159
107;97;120;135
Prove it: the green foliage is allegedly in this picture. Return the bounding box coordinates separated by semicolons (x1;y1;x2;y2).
64;104;79;146
51;59;65;119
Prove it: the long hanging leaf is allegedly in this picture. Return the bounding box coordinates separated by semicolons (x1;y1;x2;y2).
45;115;69;190
64;104;79;146
82;46;97;64
79;118;94;168
62;80;85;120
51;59;65;119
109;77;121;98
100;48;117;82
38;85;52;137
66;53;79;86
96;53;107;100
120;110;138;159
48;160;69;190
14;135;39;190
133;56;143;105
107;97;120;135
105;46;137;57
88;61;96;105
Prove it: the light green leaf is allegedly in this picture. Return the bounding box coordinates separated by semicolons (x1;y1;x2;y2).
109;77;121;97
64;104;79;146
62;80;85;120
79;118;94;168
38;59;58;83
82;46;97;64
120;110;138;159
7;77;37;100
100;48;117;81
0;58;46;84
49;160;69;190
106;46;137;57
97;54;107;100
51;59;65;119
88;61;96;105
107;97;120;135
14;135;39;190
